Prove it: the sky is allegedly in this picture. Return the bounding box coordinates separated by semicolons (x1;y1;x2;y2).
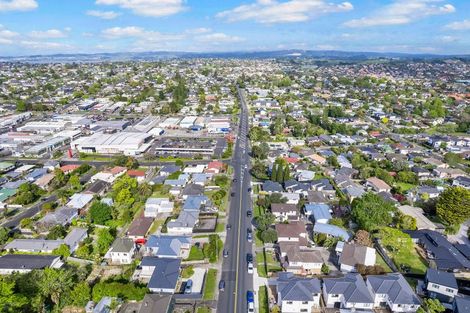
0;0;469;56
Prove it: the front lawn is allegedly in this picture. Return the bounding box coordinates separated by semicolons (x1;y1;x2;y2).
395;182;417;192
197;307;211;313
389;245;428;274
186;245;205;261
203;269;217;300
258;286;269;313
215;222;225;233
375;252;392;273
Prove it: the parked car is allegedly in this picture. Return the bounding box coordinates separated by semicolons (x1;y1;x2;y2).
219;280;225;291
247;231;252;242
231;192;235;197
246;210;252;217
223;249;229;258
247;262;254;274
246;253;253;263
247;290;255;312
184;280;193;294
226;224;232;230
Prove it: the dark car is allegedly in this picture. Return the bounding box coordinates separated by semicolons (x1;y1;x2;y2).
248;187;252;192
246;210;252;217
233;178;237;183
219;280;225;291
247;291;254;303
226;224;232;230
184;280;193;294
231;192;235;197
223;249;229;258
246;253;253;263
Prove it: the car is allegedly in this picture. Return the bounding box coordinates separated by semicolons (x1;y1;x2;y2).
233;178;237;183
247;232;252;242
184;280;193;294
248;302;254;313
248;187;252;192
247;291;254;303
223;249;229;258
226;224;232;230
246;210;252;217
218;280;225;291
246;253;253;263
231;192;235;197
247;262;254;274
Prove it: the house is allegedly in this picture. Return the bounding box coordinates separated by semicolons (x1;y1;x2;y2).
144;235;191;259
159;165;181;176
127;214;154;241
140;257;181;294
262;181;284;193
306;191;328;204
453;176;470;189
278;242;324;275
276;221;308;246
67;193;94;211
92;297;112;313
138;294;174;313
275;272;321;312
164;179;186;187
205;160;225;174
406;229;470;271
453;296;470;313
85;180;110;196
304;203;331;224
43;160;60;171
183;164;206;174
398;205;436;230
307;153;327;165
271;203;299;222
323;273;374;310
279;192;301;204
145;198;174;217
336;242;376;272
36;206;78;230
192;173;212;186
0;254;63;274
60;164;80;174
127;169;146;182
425;269;458;303
63;228;88;253
182;195;209;212
433;167;466;179
182;183;204;199
34;173;55;190
5;239;63;253
367;273;421;312
313;223;351;241
166;211;199;235
296;170;315;182
105;238;136;264
366;177;391;193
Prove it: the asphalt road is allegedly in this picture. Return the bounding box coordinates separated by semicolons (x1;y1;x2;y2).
217;88;253;313
2;194;57;229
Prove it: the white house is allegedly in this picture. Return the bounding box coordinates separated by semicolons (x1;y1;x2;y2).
276;272;321;313
144;198;174;217
105;238;136;265
425;269;459;303
323;274;374;310
336;242;376;272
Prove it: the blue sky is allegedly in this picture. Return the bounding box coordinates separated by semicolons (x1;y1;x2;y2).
0;0;469;56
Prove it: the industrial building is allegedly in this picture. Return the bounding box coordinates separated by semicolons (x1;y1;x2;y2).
72;131;153;155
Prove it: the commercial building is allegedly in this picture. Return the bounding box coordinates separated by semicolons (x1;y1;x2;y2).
72;131;153;155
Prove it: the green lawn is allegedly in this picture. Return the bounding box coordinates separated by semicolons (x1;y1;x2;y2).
395;182;417;192
255;251;281;278
389;245;428;274
375;252;392;273
256;252;268;278
148;218;164;234
258;286;269;313
196;307;212;313
186;245;205;261
215;222;225;233
181;265;194;278
203;269;217;300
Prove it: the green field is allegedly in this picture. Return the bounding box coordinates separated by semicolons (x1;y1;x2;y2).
186;245;205;261
389;245;428;274
203;269;217;300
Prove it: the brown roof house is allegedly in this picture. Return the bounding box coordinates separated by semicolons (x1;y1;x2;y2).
271;203;299;222
336;242;376;273
278;241;324;275
365;177;391;193
275;221;309;247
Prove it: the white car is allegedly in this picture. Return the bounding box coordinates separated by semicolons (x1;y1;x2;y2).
247;262;254;274
248;302;255;313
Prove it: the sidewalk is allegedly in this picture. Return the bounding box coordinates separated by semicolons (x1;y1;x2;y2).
252;268;268;310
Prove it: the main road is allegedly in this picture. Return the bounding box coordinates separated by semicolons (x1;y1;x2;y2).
217;88;253;313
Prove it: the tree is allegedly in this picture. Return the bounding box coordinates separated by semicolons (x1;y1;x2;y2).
95;228;114;255
39;268;74;306
47;225;67;240
70;282;91;307
377;227;413;253
0;227;9;245
271;164;279;182
114;155;139;169
89;201;113;225
351;193;396;231
436;187;470;225
417;298;445;313
260;229;278;243
255;213;275;232
14;183;43;205
0;276;28;312
69;174;82;191
354;230;373;247
52;244;70;258
397;214;417;230
252;143;269;160
444;152;463;167
321;263;330;274
282;165;290;182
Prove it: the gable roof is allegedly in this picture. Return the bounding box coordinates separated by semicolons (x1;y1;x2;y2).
367;273;421;306
145;235;191;257
0;254;61;270
277;272;321;301
323;273;374;304
426;268;458;289
313;223;351;241
339;243;375;267
144;257;181;292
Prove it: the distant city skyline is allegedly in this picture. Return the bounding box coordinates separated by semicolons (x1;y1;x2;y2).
0;0;469;56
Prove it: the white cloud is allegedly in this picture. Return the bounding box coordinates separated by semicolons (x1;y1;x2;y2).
344;0;455;28
29;29;68;39
445;19;470;30
102;26;184;43
216;0;353;24
87;10;121;19
0;25;19;45
185;27;212;34
196;32;245;44
439;35;457;42
315;44;337;50
19;40;74;50
95;0;186;17
0;0;37;11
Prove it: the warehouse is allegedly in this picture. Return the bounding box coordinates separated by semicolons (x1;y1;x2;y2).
17;121;68;134
24;136;70;157
72;131;153;155
179;116;197;128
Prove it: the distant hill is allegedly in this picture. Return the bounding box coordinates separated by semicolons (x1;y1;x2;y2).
0;49;469;63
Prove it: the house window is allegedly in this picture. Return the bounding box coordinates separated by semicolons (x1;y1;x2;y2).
331;294;339;298
432;284;440;289
302;301;308;304
446;288;454;293
301;310;308;312
287;301;293;304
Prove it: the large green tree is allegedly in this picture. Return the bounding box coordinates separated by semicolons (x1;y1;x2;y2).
351;192;395;231
89;201;113;225
436;187;470;225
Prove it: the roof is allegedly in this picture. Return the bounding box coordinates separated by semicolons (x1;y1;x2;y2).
182;195;208;211
367;273;421;306
313;223;351;241
5;238;63;251
339;243;376;267
271;203;297;213
182;183;204;196
0;254;60;270
454;296;470;313
127;169;146;177
60;164;80;172
398;205;436;230
127;215;154;237
275;221;306;238
139;294;173;313
262;181;283;192
110;238;135;253
145;235;191;257
67;193;94;209
304;203;331;221
144;257;181;292
426;268;458;289
366;177;391;190
323;273;374;304
0;188;17;202
277;272;321;302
